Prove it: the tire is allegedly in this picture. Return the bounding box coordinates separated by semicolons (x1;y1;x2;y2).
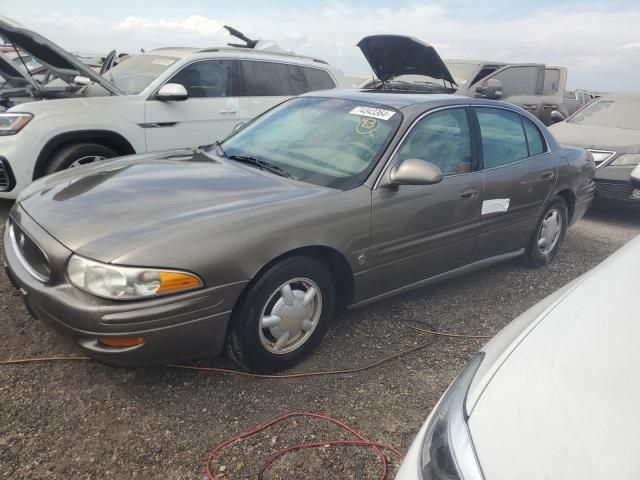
45;143;118;174
524;196;569;268
226;255;336;373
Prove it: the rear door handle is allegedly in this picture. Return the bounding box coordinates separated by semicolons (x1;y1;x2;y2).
541;170;555;179
460;188;480;200
543;104;558;110
523;104;538;110
219;109;237;114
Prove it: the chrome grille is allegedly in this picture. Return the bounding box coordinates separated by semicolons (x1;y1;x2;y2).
8;222;51;282
596;182;637;201
588;149;615;168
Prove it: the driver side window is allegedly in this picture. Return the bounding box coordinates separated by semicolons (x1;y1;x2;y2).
396;108;472;176
169;60;232;98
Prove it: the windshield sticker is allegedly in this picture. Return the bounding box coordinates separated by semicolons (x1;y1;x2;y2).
482;198;510;215
152;58;176;66
356;117;380;135
349;106;396;121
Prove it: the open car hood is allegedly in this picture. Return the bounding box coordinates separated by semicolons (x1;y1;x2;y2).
0;50;38;90
0;16;123;95
357;35;457;86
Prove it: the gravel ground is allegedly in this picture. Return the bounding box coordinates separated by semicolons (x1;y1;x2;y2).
0;199;638;479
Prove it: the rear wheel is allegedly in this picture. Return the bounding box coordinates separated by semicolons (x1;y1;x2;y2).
45;143;118;174
524;196;568;267
226;256;336;373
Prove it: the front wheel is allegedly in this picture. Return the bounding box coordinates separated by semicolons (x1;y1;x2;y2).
524;196;568;267
45;143;118;174
226;256;336;373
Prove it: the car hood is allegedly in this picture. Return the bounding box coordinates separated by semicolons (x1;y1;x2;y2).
18;149;330;262
0;16;122;95
357;35;457;85
550;121;640;153
0;51;37;89
468;234;640;479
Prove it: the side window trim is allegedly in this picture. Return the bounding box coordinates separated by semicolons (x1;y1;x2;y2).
373;105;478;188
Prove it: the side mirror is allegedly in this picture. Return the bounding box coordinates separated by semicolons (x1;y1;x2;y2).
155;83;188;101
388;159;443;186
631;165;640;189
550;110;566;123
73;75;90;86
475;78;503;100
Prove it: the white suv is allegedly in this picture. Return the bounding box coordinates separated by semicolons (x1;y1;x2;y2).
0;19;347;199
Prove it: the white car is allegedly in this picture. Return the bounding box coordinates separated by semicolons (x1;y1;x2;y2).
0;18;346;199
396;232;640;479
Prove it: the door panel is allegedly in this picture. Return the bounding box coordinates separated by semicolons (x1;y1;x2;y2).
368;173;483;297
474;107;558;259
366;107;483;298
144;59;238;151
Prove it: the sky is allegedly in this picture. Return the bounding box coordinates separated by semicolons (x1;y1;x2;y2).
4;0;640;91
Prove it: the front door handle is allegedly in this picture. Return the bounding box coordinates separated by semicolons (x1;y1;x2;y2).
543;104;558;110
460;188;480;200
541;170;555;179
219;109;237;114
523;104;538;110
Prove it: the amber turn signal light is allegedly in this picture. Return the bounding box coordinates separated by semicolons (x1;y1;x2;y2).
157;271;201;293
98;336;145;348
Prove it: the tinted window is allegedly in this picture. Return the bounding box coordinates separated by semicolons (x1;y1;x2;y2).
492;66;541;96
543;69;561;95
239;60;296;96
396;108;472;175
477;108;529;168
302;66;336;91
523;118;545;156
170;60;232;98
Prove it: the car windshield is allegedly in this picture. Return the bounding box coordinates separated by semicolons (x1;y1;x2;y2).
102;54;178;95
444;62;479;86
569;98;640;130
221;97;402;190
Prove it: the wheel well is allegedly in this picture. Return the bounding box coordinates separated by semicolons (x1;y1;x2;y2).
33;130;136;179
556;189;575;222
237;246;355;312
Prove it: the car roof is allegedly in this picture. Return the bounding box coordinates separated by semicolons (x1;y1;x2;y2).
302;89;515;110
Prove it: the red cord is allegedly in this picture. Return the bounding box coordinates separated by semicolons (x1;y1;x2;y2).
205;412;403;480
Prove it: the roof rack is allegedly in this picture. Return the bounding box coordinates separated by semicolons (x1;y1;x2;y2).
194;46;328;64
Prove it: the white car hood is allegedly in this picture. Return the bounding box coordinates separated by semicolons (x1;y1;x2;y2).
469;235;640;479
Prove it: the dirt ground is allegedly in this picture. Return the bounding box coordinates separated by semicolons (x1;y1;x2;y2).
1;198;638;479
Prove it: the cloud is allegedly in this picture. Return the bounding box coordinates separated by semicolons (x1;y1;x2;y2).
115;15;225;39
7;2;640;90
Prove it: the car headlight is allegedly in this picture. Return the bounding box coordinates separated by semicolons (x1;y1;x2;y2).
67;255;203;300
611;154;640;167
0;113;33;135
421;353;485;480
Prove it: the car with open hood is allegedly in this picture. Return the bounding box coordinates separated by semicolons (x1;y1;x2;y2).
358;35;589;126
395;232;640;480
550;93;640;210
0;18;346;199
3;90;595;372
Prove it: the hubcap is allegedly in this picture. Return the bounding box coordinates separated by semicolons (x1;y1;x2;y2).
537;208;562;255
259;278;322;355
69;155;107;169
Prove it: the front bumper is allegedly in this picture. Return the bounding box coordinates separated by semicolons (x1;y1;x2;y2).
3;206;246;367
593;165;640;209
0;130;42;199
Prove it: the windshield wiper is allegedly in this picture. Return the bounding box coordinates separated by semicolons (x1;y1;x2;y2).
227;154;294;179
